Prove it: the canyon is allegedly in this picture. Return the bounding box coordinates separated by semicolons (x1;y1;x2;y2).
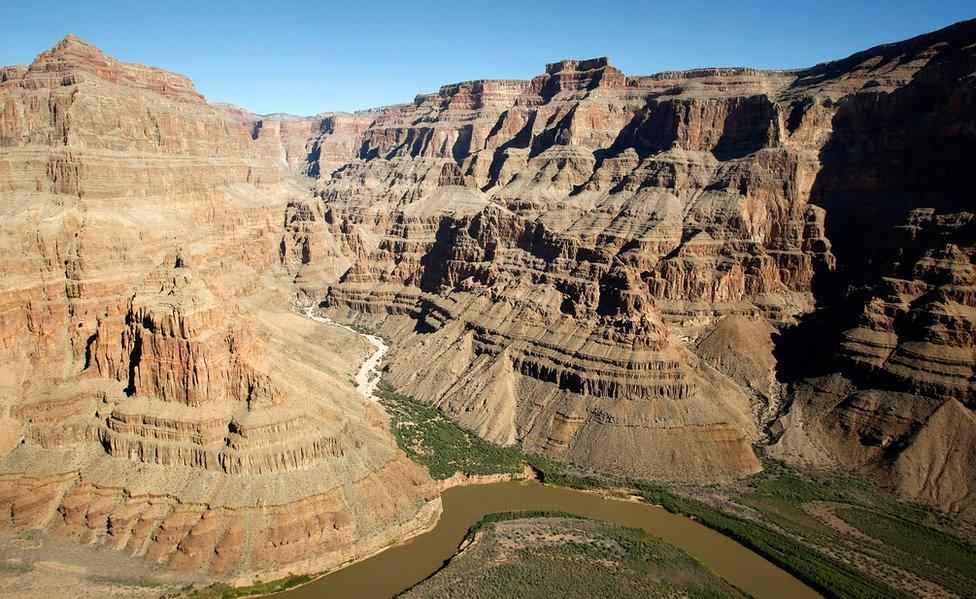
0;17;973;593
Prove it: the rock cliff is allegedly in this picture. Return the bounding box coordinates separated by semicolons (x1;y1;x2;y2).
282;20;976;514
0;34;438;580
1;19;975;587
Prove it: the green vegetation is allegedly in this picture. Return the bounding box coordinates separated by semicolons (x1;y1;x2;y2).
375;380;524;479
637;483;895;599
165;381;974;599
0;560;32;575
375;380;974;599
176;573;317;599
403;515;747;598
525;447;974;598
523;453;608;490
377;380;607;485
641;450;976;599
461;510;585;541
837;506;975;572
835;506;976;596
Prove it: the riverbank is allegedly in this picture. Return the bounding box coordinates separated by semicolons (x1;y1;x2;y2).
435;463;539;492
401;513;753;598
302;306;388;399
177;499;443;599
245;304;975;599
271;481;817;599
370;378;976;599
285;306;812;598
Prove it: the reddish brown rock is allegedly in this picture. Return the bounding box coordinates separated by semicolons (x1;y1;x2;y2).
284;20;976;513
3;22;976;591
0;34;438;582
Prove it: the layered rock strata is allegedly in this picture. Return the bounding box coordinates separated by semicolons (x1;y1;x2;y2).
2;25;975;593
0;34;437;580
283;21;976;513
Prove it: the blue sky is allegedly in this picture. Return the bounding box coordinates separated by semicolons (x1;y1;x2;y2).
3;1;973;116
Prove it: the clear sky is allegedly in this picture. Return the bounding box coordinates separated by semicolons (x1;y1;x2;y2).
3;1;973;116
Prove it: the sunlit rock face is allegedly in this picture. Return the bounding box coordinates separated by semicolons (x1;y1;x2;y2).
1;21;975;590
284;21;976;513
0;34;437;579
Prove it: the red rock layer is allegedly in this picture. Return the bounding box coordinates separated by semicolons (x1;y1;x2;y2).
285;20;976;510
0;34;437;579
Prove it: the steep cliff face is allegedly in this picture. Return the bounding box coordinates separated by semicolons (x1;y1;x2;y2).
284;21;976;512
770;22;976;515
2;23;974;586
284;55;829;483
0;34;437;580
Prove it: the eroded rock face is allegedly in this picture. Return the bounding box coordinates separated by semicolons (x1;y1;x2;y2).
2;24;975;588
0;34;437;580
284;21;976;512
284;59;828;483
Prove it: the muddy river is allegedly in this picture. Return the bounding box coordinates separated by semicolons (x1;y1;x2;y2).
272;480;819;598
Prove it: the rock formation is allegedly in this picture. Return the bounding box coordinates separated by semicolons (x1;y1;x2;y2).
0;34;438;581
1;19;975;586
280;20;975;514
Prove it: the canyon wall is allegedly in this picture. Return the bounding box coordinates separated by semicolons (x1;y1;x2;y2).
0;20;973;588
0;34;438;580
282;21;975;514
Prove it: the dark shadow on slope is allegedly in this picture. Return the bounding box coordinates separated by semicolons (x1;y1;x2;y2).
772;25;976;386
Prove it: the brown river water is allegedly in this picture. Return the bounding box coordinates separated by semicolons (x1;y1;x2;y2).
271;480;820;599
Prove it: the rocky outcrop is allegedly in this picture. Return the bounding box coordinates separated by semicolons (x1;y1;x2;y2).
0;34;437;580
226;109;378;178
767;22;976;517
284;20;976;513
